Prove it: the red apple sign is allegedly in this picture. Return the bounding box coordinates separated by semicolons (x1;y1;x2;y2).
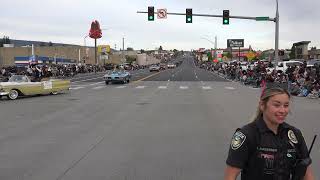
89;20;102;39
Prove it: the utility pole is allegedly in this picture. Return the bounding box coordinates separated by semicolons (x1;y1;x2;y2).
122;37;125;51
274;0;279;65
122;37;125;63
214;36;217;59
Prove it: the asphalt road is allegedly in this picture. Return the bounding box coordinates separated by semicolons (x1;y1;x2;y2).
0;54;319;180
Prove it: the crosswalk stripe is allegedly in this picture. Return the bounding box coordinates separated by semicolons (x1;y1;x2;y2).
92;86;105;90
88;82;104;86
115;86;126;89
225;86;235;90
158;86;167;89
179;86;189;89
202;86;212;90
70;87;85;90
136;86;146;89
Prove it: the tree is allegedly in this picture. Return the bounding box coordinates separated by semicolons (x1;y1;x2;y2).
140;49;145;53
0;36;11;47
223;52;232;58
48;41;53;46
127;47;134;51
289;45;296;59
159;46;163;51
125;55;136;64
207;52;213;61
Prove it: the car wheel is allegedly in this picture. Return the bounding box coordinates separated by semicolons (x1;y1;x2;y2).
8;89;19;100
127;79;130;83
51;91;58;95
105;81;110;85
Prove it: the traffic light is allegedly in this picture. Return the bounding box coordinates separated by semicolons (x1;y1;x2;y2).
223;10;229;25
148;6;154;21
186;8;192;23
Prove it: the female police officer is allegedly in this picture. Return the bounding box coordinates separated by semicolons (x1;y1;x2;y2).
224;86;314;180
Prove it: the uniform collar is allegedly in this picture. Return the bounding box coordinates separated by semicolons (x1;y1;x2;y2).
255;115;290;134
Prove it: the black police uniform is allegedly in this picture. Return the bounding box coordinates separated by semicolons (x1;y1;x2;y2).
226;116;311;180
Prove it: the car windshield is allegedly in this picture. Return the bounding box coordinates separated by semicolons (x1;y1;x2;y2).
8;75;29;82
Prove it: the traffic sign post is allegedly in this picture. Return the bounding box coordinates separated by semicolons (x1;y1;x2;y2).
157;9;167;19
256;16;270;21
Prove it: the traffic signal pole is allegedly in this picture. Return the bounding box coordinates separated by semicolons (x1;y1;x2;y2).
138;1;280;64
275;0;279;67
137;11;275;21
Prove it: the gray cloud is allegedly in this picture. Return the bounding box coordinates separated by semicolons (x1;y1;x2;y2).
1;0;319;50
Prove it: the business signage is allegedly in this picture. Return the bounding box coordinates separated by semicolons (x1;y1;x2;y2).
227;39;244;48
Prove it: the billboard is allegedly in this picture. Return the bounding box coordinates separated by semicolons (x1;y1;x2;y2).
227;39;244;48
98;45;111;55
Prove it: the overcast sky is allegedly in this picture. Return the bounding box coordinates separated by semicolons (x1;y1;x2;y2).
1;0;320;51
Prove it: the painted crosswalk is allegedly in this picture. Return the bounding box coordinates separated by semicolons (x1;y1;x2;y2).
179;86;189;89
70;87;85;90
70;85;240;91
202;86;212;90
225;86;235;90
158;86;167;89
92;86;105;90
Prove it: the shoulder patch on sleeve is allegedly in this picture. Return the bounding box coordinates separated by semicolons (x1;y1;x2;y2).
231;131;246;150
288;130;298;144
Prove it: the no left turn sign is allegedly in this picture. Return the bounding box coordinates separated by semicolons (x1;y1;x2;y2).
157;9;167;19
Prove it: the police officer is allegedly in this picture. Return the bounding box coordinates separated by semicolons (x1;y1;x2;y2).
224;86;315;180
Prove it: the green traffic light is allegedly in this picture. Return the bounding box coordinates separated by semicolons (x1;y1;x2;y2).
149;16;154;21
186;16;192;23
223;19;229;24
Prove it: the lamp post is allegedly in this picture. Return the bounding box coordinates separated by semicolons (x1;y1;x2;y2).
201;36;217;60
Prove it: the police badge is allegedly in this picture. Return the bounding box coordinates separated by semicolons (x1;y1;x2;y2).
288;130;298;144
231;131;246;150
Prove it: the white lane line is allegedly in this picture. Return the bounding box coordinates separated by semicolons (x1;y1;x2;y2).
225;86;235;90
179;86;189;89
136;86;146;89
70;87;85;90
88;81;104;86
115;86;127;89
72;77;102;83
158;86;167;89
202;86;212;90
92;86;105;90
249;87;261;90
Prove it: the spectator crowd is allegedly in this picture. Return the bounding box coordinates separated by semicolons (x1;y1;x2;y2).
195;59;320;99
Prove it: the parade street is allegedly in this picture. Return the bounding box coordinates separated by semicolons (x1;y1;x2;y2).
0;56;319;180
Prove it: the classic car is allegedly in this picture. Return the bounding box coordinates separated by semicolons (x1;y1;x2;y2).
167;63;176;69
103;70;131;85
149;64;160;72
0;75;70;100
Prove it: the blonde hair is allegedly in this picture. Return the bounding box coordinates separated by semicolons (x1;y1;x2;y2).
252;87;291;121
